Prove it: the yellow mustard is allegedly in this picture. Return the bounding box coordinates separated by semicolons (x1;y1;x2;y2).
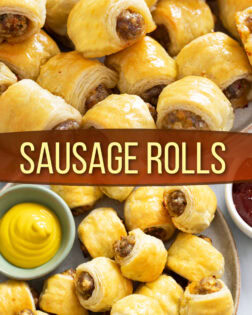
0;203;61;269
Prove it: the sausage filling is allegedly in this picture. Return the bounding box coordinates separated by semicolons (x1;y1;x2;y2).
144;227;167;240
0;84;7;94
164;190;187;217
163;110;209;130
76;272;95;300
0;14;29;39
53;119;80;130
223;79;250;109
117;10;145;41
141;84;166;106
17;311;34;315
151;24;170;52
85;84;111;110
114;235;135;258
190;277;222;295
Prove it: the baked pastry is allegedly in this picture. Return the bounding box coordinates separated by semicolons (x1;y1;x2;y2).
51;185;103;216
176;32;252;109
0;280;36;314
151;0;214;56
0;0;46;43
137;275;184;315
111;294;166;315
163;185;217;233
106;36;177;106
78;207;127;258
75;257;133;312
124;186;175;241
180;277;234;315
100;186;134;202
82;94;156;129
0;30;59;80
37;51;118;114
0;62;17;94
145;0;158;9
167;233;225;282
67;0;156;58
114;228;167;282
0;79;82;132
39;272;87;315
18;311;48;315
156;76;234;131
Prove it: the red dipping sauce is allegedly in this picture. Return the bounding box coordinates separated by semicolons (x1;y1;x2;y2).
232;183;252;227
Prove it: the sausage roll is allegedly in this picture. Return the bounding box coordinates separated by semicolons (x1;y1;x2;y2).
137;275;183;315
37;51;118;115
0;30;59;80
124;186;175;241
0;62;17;94
114;228;167;282
151;0;214;56
156;76;234;131
180;277;234;315
176;32;252;109
82;94;156;129
100;186;134;202
39;272;87;315
51;185;103;216
67;0;156;58
18;311;48;315
111;294;166;315
78;207;127;258
0;0;46;43
75;257;133;312
0;79;82;132
167;233;225;282
0;280;36;314
106;36;177;106
145;0;158;10
163;185;217;234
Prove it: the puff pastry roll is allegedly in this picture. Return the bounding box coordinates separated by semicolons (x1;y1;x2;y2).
67;0;156;58
0;280;36;314
114;228;167;282
100;186;134;202
111;294;166;315
137;275;184;315
151;0;214;56
180;277;234;315
82;94;156;129
167;233;225;282
37;51;117;115
18;311;48;315
0;30;59;80
0;79;82;132
163;185;217;234
0;62;17;94
106;36;177;106
177;32;252;109
75;257;133;312
157;76;234;131
124;186;175;241
51;185;103;216
0;0;46;43
39;272;87;315
78;207;127;258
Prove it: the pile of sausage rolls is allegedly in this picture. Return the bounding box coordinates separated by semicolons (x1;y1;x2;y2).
1;184;235;315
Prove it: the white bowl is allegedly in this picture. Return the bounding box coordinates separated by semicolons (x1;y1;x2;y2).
225;184;252;238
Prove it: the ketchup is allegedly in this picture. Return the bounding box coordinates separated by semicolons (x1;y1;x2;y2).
232;183;252;227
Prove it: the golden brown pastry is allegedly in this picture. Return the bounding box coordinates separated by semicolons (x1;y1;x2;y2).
167;233;225;282
39;272;87;315
145;0;158;9
67;0;156;58
137;275;184;315
111;294;166;315
78;207;127;258
151;0;214;56
0;62;17;94
180;277;234;315
18;311;48;315
0;79;82;132
82;94;156;129
114;228;167;282
156;76;234;131
0;30;59;80
163;185;217;234
0;0;46;43
106;36;177;106
176;32;252;109
51;185;103;216
37;51;118;115
124;186;175;241
100;186;134;202
75;257;133;312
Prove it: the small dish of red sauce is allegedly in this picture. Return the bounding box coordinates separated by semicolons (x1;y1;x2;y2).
232;183;252;228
